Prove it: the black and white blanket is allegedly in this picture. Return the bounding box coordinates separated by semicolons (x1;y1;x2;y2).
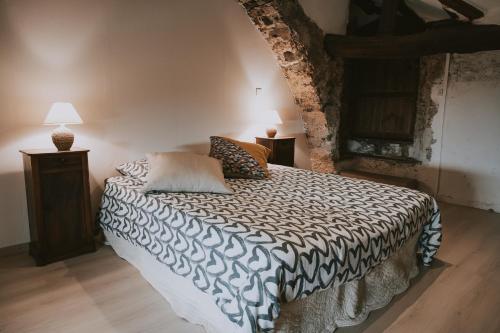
99;165;441;332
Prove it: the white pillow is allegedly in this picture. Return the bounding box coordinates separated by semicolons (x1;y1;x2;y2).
142;152;232;194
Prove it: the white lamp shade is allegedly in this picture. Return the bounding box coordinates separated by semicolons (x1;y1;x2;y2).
263;110;283;125
44;102;83;125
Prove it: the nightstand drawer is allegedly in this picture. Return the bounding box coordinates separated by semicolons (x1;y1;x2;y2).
39;154;82;171
256;136;295;167
274;139;294;157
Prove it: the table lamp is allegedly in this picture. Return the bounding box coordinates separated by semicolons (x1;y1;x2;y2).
44;102;83;151
264;110;282;138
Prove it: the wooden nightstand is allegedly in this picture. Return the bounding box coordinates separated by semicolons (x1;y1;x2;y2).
20;148;95;266
256;137;295;167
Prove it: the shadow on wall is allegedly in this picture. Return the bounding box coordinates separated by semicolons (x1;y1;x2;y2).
0;171;30;248
438;168;498;213
0;126;50;248
338;156;494;211
418;165;496;211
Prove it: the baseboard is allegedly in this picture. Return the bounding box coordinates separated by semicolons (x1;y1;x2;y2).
437;195;499;213
0;242;29;257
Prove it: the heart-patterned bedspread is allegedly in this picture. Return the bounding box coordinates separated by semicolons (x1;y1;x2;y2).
99;165;441;332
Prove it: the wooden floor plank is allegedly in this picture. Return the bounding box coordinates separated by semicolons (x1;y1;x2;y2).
0;202;499;333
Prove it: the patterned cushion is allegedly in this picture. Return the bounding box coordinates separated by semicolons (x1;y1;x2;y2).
116;159;149;181
209;136;271;179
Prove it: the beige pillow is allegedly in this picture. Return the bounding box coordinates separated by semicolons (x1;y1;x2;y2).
142;152;232;194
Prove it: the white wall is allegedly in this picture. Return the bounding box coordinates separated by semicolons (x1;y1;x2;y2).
299;0;349;34
345;51;500;213
2;0;497;249
0;0;320;248
407;0;500;25
436;51;500;212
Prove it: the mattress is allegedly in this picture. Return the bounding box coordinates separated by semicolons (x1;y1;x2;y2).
99;165;441;332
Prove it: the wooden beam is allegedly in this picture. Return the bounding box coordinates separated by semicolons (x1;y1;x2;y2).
352;0;380;15
439;0;484;21
325;24;500;58
378;0;400;34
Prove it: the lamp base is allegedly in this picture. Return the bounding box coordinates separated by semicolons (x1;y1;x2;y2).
266;128;277;138
51;125;74;151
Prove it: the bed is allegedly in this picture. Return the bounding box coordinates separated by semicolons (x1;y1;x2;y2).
98;164;441;333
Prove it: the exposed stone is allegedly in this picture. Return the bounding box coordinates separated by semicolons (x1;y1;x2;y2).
237;0;445;182
413;54;447;162
450;50;500;82
347;138;414;160
342;55;448;193
236;0;342;173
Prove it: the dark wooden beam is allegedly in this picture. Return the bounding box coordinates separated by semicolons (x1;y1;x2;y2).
352;0;380;15
426;19;464;28
439;0;484;21
325;24;500;58
378;0;400;34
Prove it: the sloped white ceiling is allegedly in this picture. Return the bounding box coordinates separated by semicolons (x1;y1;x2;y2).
299;0;350;34
406;0;500;24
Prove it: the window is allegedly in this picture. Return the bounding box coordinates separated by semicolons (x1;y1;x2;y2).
345;58;419;142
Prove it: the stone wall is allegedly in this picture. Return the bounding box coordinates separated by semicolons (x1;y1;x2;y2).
237;0;342;173
237;1;448;190
237;2;500;211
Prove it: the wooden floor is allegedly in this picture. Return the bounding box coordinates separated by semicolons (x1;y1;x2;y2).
1;202;499;333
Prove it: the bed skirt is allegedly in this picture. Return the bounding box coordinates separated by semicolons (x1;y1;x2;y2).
104;230;420;333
